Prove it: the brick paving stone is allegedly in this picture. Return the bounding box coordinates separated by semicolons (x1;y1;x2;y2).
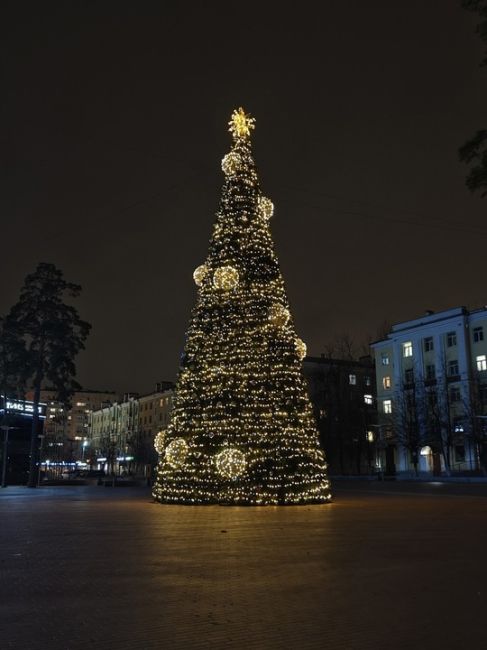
1;483;487;650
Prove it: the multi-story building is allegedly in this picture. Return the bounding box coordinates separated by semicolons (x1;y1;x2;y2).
303;355;377;475
89;382;174;475
371;307;487;476
27;389;118;463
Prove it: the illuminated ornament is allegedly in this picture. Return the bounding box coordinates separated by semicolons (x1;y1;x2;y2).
228;107;255;140
213;266;239;291
216;448;247;479
295;338;307;361
269;303;290;327
193;264;208;286
165;438;189;469
154;430;166;455
221;151;241;176
258;196;274;220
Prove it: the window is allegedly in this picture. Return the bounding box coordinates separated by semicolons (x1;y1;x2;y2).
424;337;434;352
450;386;461;402
454;445;466;463
383;400;392;414
428;391;437;407
454;419;465;434
474;327;484;343
364;394;373;405
403;341;413;357
364;376;371;387
477;355;487;371
447;360;459;376
381;353;390;366
425;364;436;380
447;331;457;347
349;374;357;385
404;368;414;384
383;376;392;390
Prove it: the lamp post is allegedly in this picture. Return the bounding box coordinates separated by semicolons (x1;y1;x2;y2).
1;425;18;488
37;435;45;486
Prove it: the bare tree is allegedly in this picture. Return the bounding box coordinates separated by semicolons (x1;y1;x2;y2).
392;381;426;475
462;378;487;474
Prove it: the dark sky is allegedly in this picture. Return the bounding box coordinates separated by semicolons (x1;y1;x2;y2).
2;1;486;394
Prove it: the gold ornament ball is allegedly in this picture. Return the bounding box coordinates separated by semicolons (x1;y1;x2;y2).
216;448;247;479
193;264;208;286
213;266;239;291
258;196;274;220
154;430;166;455
165;438;189;469
295;338;307;361
221;151;241;176
269;303;290;327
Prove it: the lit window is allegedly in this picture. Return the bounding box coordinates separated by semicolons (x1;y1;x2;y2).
364;394;373;405
425;364;435;380
367;431;374;442
447;331;457;347
424;337;434;352
474;327;484;343
76;402;86;407
403;342;413;357
364;376;371;386
448;360;459;376
383;400;392;414
477;355;487;371
383;376;392;389
349;374;357;385
381;353;390;366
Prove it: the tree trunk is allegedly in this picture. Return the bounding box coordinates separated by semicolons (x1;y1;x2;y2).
27;373;42;488
441;441;451;477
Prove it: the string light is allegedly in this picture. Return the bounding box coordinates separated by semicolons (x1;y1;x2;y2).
222;151;241;176
295;338;307;361
193;264;208;286
258;196;274;220
152;108;331;505
165;438;189;469
154;430;166;455
215;448;247;479
268;303;290;327
213;266;239;291
228;107;255;140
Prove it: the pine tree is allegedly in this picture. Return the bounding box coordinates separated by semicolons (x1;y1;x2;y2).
7;263;91;487
153;109;331;505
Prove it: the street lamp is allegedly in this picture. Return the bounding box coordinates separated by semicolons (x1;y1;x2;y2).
81;439;89;461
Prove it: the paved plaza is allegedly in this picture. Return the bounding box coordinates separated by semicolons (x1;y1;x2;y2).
1;481;487;650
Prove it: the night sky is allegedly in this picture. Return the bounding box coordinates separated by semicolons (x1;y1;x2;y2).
3;1;486;394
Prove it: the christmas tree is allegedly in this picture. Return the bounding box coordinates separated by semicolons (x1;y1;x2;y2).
153;108;331;505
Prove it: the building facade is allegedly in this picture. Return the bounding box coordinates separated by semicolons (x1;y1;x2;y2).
303;355;377;475
26;389;118;465
371;307;487;476
88;382;174;475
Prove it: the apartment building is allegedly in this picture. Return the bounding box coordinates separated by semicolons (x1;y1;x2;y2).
371;307;487;476
28;389;118;462
89;382;173;474
303;355;377;475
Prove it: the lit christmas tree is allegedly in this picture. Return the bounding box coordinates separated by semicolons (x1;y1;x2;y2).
153;108;331;505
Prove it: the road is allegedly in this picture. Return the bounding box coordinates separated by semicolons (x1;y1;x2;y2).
1;481;486;649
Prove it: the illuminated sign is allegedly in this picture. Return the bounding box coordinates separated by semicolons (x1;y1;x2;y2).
1;396;46;418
